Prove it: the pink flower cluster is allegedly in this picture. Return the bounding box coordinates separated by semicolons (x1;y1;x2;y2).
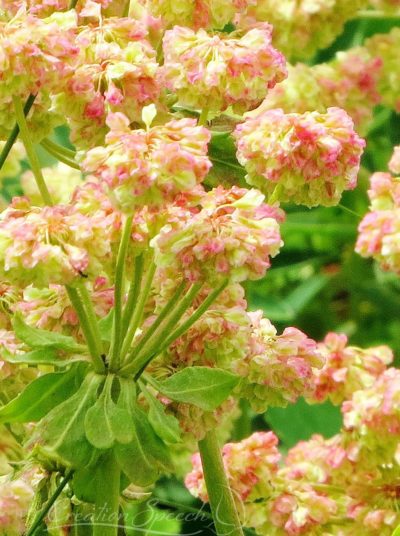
356;161;400;274
153;187;283;284
82;113;211;210
161;24;287;113
311;332;393;405
255;47;382;135
0;183;120;287
235;107;365;207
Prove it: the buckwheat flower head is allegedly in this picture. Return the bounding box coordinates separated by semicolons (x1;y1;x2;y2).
186;431;280;504
310;332;393;405
256;48;382;135
82;112;211;210
0;477;34;536
343;368;400;458
161;24;287;114
367;172;400;210
0;10;79;139
239;312;324;412
153;187;283;284
0;195;119;288
389;146;400;175
21;163;82;205
12;277;113;338
235;107;365;207
148;0;250;30
365;28;400;112
356;207;400;274
238;0;367;61
52;17;160;149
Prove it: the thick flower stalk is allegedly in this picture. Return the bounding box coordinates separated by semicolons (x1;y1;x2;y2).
235;107;365;207
161;24;287;114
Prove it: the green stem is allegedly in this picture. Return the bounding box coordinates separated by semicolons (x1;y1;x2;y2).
42;138;76;158
198;108;209;126
157;279;228;355
198;430;244;536
68;0;78;8
40;139;80;170
93;454;121;536
66;286;105;373
121;254;144;339
120;260;156;362
13;95;53;206
121;282;202;376
126;281;186;364
26;470;73;536
77;282;105;358
0;94;36;171
109;215;133;371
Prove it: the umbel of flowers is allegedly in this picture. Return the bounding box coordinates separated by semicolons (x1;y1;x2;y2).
0;0;379;534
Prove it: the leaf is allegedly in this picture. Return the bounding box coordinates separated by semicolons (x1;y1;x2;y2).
140;383;181;444
0;367;81;423
115;406;172;487
73;451;119;503
265;398;342;449
4;348;88;367
392;526;400;536
13;314;85;353
39;373;104;468
156;367;240;411
85;376;134;449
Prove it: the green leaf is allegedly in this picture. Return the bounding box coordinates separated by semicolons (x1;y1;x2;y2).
156;367;240;411
13;314;85;353
115;406;172;487
140;382;181;444
73;451;118;503
391;526;400;536
265;398;342;449
85;376;134;449
38;373;104;468
4;348;88;367
0;367;81;423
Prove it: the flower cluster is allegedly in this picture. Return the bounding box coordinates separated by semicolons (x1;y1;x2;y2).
255;47;382;135
82;112;211;210
153;187;283;284
239;312;324;412
0;10;79;139
161;24;287;113
0;183;120;287
310;332;393;405
147;0;249;30
187;354;400;535
53;16;160;148
237;0;367;61
186;431;281;503
235;107;365;207
21;162;82;205
356;159;400;274
0;476;34;536
365;28;400;113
